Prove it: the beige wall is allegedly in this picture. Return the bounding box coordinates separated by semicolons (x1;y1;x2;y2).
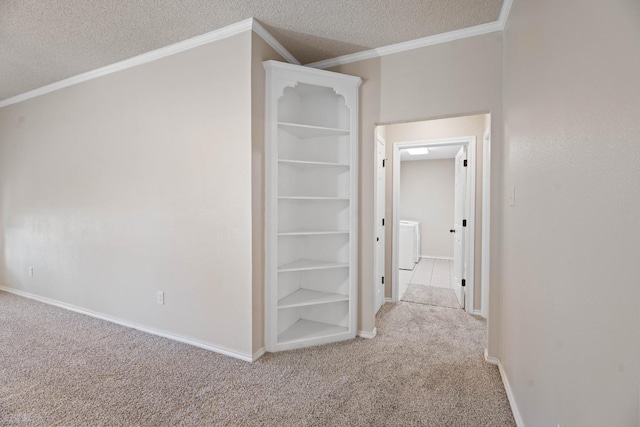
400;159;455;259
250;33;285;354
330;33;503;345
0;33;257;357
384;114;488;311
501;0;640;424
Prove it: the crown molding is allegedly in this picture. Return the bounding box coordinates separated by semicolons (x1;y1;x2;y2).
498;0;514;29
307;20;502;69
252;19;300;65
0;0;512;107
307;0;514;70
0;18;299;109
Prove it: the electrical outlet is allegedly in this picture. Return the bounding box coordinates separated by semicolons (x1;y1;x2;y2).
29;266;34;277
157;291;164;305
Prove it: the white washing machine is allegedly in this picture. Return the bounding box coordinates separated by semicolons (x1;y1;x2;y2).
399;220;420;270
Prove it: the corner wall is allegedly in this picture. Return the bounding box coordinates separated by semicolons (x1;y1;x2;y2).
501;0;640;424
329;32;503;352
250;33;286;356
0;32;256;358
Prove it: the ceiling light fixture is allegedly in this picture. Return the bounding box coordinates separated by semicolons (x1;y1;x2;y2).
407;147;430;155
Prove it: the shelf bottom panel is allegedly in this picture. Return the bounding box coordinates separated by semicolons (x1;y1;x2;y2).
278;319;349;344
278;289;349;309
277;259;349;272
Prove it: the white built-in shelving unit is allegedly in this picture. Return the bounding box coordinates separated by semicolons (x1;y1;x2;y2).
264;60;361;352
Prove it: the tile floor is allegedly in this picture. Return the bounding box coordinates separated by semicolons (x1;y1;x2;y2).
399;257;454;300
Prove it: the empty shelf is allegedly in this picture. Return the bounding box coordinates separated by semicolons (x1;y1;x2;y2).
278;159;350;168
278;122;350;138
278;289;349;309
278;229;349;236
278;319;349;344
278;196;349;200
277;259;349;272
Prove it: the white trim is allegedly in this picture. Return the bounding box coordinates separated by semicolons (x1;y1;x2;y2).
481;127;491;319
307;0;513;70
307;21;501;69
373;134;386;315
251;19;300;65
0;286;259;362
473;309;483;317
391;136;477;317
484;349;525;427
252;347;266;361
385;297;394;303
498;0;514;29
466;138;477;315
0;18;299;108
420;255;454;261
357;328;377;339
484;348;500;366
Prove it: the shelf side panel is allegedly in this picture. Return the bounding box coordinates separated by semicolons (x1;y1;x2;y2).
278;164;349;198
278;198;350;234
277;306;302;336
278;130;349;164
302;301;349;328
277;234;350;269
278;268;350;301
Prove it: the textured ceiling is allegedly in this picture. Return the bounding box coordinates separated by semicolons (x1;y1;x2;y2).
0;0;503;101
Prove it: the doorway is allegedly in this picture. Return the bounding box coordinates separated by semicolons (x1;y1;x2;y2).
374;113;490;317
393;137;476;311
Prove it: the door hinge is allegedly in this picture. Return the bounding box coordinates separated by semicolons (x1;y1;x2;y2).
463;159;468;167
462;279;466;287
462;219;467;227
382;276;385;284
382;159;386;167
382;218;385;226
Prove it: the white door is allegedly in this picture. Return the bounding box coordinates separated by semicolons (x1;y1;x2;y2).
374;138;386;313
452;147;467;308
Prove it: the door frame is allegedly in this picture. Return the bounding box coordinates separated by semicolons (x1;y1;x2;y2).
480;127;491;318
373;134;386;314
391;136;477;314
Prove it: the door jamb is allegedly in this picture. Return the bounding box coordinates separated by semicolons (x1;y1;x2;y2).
481;128;491;318
391;136;477;314
373;134;387;314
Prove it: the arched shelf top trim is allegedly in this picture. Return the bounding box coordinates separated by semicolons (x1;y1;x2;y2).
276;82;353;113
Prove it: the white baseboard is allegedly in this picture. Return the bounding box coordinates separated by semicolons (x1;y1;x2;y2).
420;255;454;260
252;347;266;361
484;349;524;427
385;297;394;303
473;309;485;317
357;328;377;339
0;286;258;362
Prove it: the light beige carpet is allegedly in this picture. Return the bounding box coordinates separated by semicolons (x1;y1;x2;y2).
0;291;515;426
402;283;461;309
